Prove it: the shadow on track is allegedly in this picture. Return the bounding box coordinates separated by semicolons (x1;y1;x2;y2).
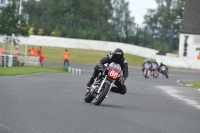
83;101;137;110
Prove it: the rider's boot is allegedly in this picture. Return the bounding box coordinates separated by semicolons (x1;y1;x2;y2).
86;76;96;92
110;87;121;94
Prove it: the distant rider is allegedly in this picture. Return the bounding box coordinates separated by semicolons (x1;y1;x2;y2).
152;59;159;71
159;62;169;73
86;48;129;95
142;58;152;72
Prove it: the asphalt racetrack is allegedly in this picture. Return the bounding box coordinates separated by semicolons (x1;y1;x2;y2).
0;62;200;133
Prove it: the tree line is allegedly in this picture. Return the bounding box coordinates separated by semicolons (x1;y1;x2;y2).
22;0;135;43
0;0;186;52
141;0;185;52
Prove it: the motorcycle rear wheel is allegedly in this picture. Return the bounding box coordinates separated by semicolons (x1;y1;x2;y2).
94;84;110;105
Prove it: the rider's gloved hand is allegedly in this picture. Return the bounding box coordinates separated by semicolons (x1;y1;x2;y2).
120;77;125;84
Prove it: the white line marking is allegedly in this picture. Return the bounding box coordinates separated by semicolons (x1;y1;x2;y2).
177;80;183;86
159;86;200;110
16;73;44;77
185;84;194;87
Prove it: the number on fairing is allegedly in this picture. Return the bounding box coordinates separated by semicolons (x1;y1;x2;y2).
109;70;118;78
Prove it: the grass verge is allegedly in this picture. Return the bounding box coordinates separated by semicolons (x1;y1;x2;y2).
0;66;67;76
181;80;200;88
0;43;146;66
0;45;146;76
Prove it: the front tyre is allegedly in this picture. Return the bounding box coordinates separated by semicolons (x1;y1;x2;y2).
144;70;147;78
94;84;110;105
84;92;95;103
152;70;155;78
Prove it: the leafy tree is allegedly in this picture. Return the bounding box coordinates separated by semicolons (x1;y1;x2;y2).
0;0;29;36
22;0;135;43
142;0;185;52
28;27;34;35
110;0;135;42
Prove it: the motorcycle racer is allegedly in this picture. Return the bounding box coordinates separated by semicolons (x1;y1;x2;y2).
86;48;129;95
152;59;159;71
159;62;169;73
142;58;152;72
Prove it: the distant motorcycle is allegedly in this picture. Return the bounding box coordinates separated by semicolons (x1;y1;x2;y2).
84;62;122;106
143;63;151;78
152;63;159;78
160;66;169;78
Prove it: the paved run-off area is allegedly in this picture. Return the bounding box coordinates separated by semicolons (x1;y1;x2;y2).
0;63;200;133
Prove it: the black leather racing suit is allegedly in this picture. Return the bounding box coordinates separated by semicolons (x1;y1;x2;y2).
87;54;129;95
159;63;169;73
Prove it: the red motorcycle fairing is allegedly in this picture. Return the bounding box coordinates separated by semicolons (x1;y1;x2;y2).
107;68;120;80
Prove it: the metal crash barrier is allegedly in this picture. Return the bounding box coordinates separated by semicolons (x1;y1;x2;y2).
1;55;13;67
65;67;82;74
1;55;8;68
1;55;39;67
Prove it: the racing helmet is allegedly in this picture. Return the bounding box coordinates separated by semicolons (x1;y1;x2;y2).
112;48;124;62
145;58;151;62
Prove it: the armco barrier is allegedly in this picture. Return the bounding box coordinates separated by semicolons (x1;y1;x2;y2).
65;67;82;74
26;56;39;66
1;55;8;67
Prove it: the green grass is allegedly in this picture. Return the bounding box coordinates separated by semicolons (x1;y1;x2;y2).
0;66;67;76
181;80;200;88
0;43;146;66
43;47;146;66
0;43;147;76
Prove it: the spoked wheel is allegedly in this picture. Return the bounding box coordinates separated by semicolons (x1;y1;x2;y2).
94;84;110;106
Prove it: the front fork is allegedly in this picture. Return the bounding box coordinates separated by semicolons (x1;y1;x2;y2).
97;76;115;96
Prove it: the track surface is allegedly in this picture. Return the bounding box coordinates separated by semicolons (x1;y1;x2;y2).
0;62;200;133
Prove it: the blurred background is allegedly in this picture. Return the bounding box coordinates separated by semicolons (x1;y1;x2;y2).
0;0;186;54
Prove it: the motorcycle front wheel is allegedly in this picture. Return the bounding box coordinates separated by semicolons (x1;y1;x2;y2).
153;70;158;78
94;84;110;105
144;70;147;78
